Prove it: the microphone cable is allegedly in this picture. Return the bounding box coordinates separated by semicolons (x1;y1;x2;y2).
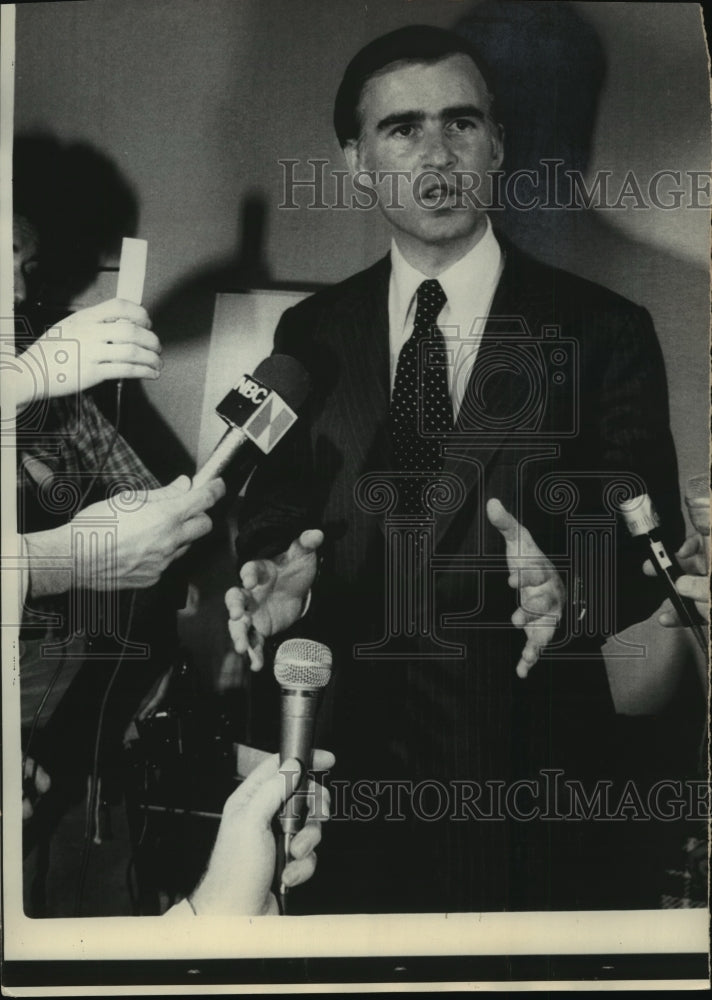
74;587;137;916
76;378;124;510
22;379;125;777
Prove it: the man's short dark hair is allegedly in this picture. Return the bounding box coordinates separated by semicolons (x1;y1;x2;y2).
333;24;499;148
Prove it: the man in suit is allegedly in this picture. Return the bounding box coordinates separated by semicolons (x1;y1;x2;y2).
224;26;684;913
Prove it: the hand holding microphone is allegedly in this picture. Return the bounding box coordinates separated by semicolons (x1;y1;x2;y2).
622;486;708;651
639;477;710;632
273;637;333;913
192;354;310;489
186;747;333;917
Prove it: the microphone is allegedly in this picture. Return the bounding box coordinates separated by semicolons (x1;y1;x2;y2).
619;492;707;654
273;637;332;911
192;354;310;488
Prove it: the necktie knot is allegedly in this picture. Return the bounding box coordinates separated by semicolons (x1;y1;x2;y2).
415;279;447;331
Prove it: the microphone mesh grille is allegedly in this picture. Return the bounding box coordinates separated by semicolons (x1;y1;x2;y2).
274;638;332;689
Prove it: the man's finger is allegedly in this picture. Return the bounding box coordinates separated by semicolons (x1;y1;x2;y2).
246;630;266;672
486;497;520;543
240;756;303;826
84;298;153;329
240;558;275;591
642;558;656;578
282;852;317;888
221;753;280;817
90;362;161;382
675;575;710;610
178;477;225;515
508;566;550;588
677;535;703;560
514;583;560;617
99;322;161;352
148;475;192;501
290;819;324;860
96;341;162;369
516;639;542;679
284;529;324;562
225;586;247;618
228;615;252;654
235;743;271;778
311;749;336;772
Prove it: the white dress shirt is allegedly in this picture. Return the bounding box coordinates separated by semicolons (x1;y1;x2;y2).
388;217;503;420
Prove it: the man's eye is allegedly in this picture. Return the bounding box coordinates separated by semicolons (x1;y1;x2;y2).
449;119;477;133
391;124;415;138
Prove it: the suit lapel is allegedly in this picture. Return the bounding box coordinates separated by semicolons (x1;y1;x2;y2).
334;245;557;545
335;254;392;476
436;243;554;546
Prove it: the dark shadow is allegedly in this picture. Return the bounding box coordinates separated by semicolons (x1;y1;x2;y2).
150;189;323;354
13;132;193;482
453;1;709;325
14;133;139;308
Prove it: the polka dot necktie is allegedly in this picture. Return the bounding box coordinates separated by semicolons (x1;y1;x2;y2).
391;279;453;476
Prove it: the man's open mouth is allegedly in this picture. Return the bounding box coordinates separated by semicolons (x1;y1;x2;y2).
416;178;459;208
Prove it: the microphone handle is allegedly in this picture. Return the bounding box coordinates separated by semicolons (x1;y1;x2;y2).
279;689;319;835
275;688;319;911
192;425;248;488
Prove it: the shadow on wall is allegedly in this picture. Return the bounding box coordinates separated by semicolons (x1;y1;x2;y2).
13;132;193;483
454;1;709;424
149;190;323;697
150;189;324;348
14;133;139;307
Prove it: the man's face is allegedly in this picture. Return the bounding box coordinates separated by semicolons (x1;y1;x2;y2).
13;215;40;308
345;54;503;260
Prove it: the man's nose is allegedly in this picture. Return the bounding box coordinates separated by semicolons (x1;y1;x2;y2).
421;130;456;171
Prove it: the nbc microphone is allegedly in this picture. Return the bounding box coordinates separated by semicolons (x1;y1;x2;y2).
273;638;332;912
619;492;707;654
192;354;310;488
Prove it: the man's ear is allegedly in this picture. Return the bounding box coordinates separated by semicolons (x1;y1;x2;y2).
343;139;362;175
490;124;504;169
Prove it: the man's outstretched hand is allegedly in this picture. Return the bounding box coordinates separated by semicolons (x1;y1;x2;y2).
487;498;565;679
225;529;324;671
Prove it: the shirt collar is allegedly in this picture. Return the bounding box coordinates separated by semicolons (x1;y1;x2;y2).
389;216;501;331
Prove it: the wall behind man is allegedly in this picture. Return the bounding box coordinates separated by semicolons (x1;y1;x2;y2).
14;0;709;490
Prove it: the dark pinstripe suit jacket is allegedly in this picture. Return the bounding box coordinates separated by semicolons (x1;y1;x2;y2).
238;238;683;910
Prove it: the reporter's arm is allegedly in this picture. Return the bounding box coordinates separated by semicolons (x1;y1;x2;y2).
22;476;225;596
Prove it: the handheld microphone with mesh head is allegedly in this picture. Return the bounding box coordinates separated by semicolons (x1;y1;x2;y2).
273;637;332;912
